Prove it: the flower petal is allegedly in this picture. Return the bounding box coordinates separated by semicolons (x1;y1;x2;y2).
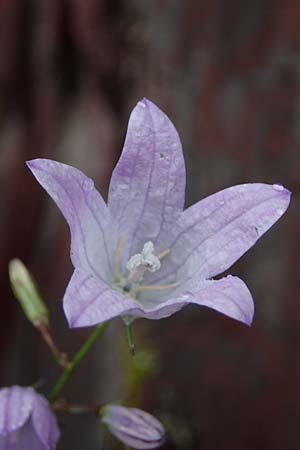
0;386;33;435
27;159;116;282
141;275;254;326
103;406;165;450
0;419;45;450
63;269;143;328
32;392;60;450
107;99;186;263
151;183;291;285
109;429;163;449
0;387;59;450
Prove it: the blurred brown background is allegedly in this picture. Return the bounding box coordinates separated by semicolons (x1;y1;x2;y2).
0;1;300;449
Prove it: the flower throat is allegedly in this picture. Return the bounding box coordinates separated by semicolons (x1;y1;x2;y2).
113;237;178;300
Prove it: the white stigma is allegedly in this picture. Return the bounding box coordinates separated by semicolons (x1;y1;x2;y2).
126;241;161;283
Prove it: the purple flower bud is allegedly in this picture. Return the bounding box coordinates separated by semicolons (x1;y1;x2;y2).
102;405;165;449
0;386;60;450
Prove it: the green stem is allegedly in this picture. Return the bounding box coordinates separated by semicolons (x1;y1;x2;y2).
48;321;110;403
125;323;135;356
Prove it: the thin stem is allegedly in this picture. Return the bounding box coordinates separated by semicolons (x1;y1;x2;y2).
37;323;70;369
52;399;100;415
48;321;110;403
125;323;135;356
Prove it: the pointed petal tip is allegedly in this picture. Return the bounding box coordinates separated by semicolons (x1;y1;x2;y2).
136;98;154;113
62;301;81;329
64;312;76;329
271;183;292;216
282;185;292;202
25;159;35;170
245;317;254;327
243;306;254;327
136;97;159;112
138;97;150;104
271;183;291;198
26;158;49;173
283;188;292;209
136;98;147;109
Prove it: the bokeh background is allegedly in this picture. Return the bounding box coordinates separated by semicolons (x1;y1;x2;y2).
1;1;300;449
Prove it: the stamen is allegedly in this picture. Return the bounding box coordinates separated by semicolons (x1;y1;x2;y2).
157;248;170;260
114;235;124;279
135;282;179;293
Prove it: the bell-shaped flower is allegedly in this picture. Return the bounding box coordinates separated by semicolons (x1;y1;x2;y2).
101;405;165;449
27;99;291;328
0;386;60;450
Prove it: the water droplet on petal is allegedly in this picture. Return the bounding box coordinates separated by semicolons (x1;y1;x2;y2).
272;183;284;192
82;178;94;191
218;198;225;206
138;100;146;108
276;208;284;216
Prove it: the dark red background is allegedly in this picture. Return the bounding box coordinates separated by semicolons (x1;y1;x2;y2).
0;1;299;449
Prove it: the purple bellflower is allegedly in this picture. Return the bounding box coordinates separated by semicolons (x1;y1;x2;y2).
0;386;60;450
27;99;291;328
102;405;165;449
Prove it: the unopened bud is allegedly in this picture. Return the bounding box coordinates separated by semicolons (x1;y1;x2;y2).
101;405;165;449
9;259;49;326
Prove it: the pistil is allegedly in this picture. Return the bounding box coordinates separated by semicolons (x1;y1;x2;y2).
126;241;161;283
113;238;178;299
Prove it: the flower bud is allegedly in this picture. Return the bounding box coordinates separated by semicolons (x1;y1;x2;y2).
101;405;165;449
9;258;49;326
0;385;60;449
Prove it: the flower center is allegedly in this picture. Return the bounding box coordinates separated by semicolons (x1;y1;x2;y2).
112;238;178;300
126;241;161;283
